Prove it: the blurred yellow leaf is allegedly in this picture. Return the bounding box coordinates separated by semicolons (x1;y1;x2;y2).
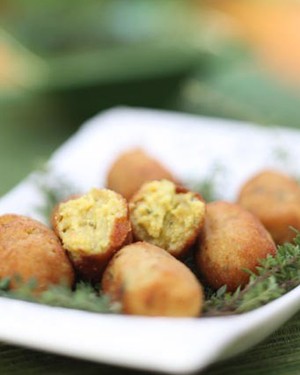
210;0;300;83
0;29;47;92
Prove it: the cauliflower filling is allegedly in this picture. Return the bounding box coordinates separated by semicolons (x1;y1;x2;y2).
130;180;205;253
57;189;125;255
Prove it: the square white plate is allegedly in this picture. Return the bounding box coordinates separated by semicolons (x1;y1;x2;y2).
0;107;300;374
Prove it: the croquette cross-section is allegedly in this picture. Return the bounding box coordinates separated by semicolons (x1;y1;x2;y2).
129;180;206;257
53;188;132;282
0;214;74;292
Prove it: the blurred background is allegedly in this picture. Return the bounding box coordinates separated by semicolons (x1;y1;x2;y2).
1;0;300;195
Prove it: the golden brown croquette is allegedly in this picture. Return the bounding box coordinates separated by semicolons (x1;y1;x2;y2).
129;180;206;258
53;188;132;282
106;148;178;200
0;214;74;292
237;169;300;244
102;241;204;317
196;201;276;292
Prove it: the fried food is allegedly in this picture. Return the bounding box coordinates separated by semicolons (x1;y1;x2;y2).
106;148;177;200
237;170;300;244
196;201;276;291
0;214;74;292
53;188;132;282
129;180;206;258
102;241;203;317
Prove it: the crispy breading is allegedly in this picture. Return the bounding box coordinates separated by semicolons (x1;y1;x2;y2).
196;201;276;291
0;214;74;292
237;170;300;244
106;148;177;200
102;241;203;317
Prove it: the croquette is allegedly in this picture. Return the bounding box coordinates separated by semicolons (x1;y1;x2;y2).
129;180;206;258
106;148;177;200
53;188;132;282
0;214;74;292
196;201;276;292
237;170;300;244
102;241;203;317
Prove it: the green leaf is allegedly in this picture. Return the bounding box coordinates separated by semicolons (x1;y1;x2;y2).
179;45;300;129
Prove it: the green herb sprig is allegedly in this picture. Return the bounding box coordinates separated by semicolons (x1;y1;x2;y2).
33;166;81;224
0;279;119;314
203;232;300;316
189;163;225;202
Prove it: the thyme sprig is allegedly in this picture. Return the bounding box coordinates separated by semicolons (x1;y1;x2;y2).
203;232;300;316
188;163;225;202
0;279;119;314
33;166;81;224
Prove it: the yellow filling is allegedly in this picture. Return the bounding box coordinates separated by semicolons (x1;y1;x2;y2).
57;188;125;255
130;180;205;252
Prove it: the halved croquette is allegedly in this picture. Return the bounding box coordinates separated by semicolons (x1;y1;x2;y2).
129;180;205;258
53;188;131;282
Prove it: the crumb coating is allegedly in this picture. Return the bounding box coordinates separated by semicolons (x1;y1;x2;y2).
102;241;203;317
0;214;74;292
237;170;300;244
106;148;177;200
197;201;276;291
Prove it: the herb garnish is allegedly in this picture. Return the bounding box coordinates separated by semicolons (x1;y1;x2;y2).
33;166;80;224
0;279;119;314
189;163;225;202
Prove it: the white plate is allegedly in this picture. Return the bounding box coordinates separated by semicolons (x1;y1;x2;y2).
0;107;300;374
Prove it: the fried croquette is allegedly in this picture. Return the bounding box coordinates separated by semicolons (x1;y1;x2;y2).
53;188;132;282
106;148;177;200
0;214;74;292
196;201;276;292
129;180;206;258
102;241;203;317
237;170;300;244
